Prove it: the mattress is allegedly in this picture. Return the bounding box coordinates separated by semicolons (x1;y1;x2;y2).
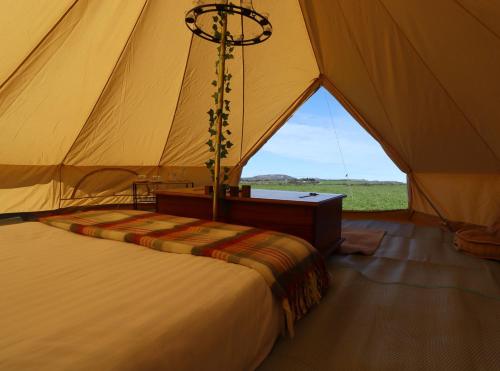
0;222;282;371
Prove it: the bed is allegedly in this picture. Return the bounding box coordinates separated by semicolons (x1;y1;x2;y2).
0;221;282;370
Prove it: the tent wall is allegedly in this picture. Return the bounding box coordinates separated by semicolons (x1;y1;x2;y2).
410;173;500;227
0;0;318;214
0;0;77;87
64;0;191;167
300;0;500;226
0;0;148;165
0;0;498;226
0;166;59;212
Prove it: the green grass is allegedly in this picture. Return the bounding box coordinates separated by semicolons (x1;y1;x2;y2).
240;180;408;211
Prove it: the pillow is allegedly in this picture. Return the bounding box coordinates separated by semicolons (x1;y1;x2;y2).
454;223;500;260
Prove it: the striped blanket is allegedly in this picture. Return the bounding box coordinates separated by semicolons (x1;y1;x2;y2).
40;210;329;335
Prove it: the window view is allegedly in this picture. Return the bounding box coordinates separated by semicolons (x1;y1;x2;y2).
241;87;408;210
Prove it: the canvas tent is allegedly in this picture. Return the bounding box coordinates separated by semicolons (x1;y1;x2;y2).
0;0;498;226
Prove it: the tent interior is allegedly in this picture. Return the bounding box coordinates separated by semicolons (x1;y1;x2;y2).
1;1;499;370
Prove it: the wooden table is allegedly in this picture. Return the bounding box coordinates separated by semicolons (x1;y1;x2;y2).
156;188;345;256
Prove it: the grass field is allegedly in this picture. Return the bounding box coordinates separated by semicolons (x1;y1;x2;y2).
240;180;408;211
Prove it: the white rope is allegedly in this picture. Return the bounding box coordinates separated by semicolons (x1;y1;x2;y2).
323;93;354;200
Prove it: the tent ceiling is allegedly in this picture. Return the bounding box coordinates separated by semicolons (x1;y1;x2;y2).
0;0;498;225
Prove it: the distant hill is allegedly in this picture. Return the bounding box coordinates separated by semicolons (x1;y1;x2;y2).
241;174;297;182
241;174;405;185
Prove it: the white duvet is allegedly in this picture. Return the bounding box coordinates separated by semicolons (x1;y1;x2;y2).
0;222;281;371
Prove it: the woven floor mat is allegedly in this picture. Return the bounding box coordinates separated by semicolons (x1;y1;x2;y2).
259;220;500;371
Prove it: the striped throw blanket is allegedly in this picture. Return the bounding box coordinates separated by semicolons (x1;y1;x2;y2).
40;210;329;335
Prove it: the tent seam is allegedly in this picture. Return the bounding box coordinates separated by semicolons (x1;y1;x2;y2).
302;0;413;207
298;0;323;75
58;0;150;208
320;76;410;173
234;0;319;172
0;0;80;90
156;32;195;167
378;0;500;169
336;2;449;219
453;0;500;42
60;0;150;166
335;0;406;155
229;78;321;175
408;173;452;230
331;0;449;226
321;76;415;213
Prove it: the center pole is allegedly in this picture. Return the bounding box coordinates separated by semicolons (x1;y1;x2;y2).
212;11;228;221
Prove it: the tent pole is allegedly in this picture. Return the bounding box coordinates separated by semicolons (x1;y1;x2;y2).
212;11;228;221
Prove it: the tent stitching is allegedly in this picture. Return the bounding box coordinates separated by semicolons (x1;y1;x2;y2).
58;0;150;208
453;0;500;42
0;0;80;90
60;0;150;167
320;77;410;173
335;0;407;160
229;78;321;175
378;0;500;168
320;77;413;212
156;32;195;167
332;2;451;225
230;0;321;170
299;0;411;181
298;0;324;80
408;173;451;230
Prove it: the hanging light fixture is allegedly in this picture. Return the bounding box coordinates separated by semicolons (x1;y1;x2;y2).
185;1;273;46
184;0;272;220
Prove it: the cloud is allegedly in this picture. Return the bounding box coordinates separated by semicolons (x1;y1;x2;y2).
243;89;406;181
261;120;382;165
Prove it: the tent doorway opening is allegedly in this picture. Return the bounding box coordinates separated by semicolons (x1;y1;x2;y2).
241;87;408;211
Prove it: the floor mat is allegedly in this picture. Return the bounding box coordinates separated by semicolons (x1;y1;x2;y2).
339;227;386;255
258;220;500;371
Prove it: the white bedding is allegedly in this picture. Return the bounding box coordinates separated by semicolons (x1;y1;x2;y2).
0;222;281;371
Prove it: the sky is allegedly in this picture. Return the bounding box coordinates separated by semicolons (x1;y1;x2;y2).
242;87;406;182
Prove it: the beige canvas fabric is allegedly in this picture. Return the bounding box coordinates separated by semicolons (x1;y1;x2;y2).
0;0;498;226
299;0;500;226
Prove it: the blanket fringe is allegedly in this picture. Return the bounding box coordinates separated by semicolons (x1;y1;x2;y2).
281;255;330;337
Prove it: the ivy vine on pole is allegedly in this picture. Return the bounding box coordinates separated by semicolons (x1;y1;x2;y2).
205;9;234;184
